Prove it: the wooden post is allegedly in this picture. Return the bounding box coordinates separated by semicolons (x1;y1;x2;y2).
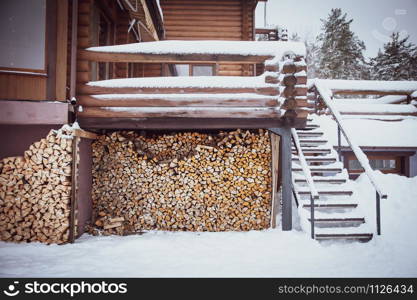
69;135;80;243
56;0;68;101
70;0;78;100
269;127;292;231
270;132;280;228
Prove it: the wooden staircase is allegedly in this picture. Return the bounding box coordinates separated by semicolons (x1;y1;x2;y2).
292;118;374;242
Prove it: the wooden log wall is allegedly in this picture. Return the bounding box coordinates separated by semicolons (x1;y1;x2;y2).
89;129;273;235
160;0;256;76
76;0;93;85
0;127;74;244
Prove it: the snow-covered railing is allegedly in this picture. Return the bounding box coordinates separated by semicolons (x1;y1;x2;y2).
315;79;417;96
313;79;388;235
291;128;320;239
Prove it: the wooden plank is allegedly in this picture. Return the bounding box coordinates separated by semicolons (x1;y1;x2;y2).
73;129;98;140
333;90;413;96
78;50;272;64
78;95;279;107
78;116;308;129
55;0;68;101
163;10;242;16
270;132;280;228
0;73;47;100
69;136;80;243
269;127;293;230
164;20;242;27
0;100;68;125
164;31;242;38
78;107;280;119
163;25;242;32
77;84;279;96
242;0;249;40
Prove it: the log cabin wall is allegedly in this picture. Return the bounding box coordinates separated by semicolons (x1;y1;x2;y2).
75;0;163;87
160;0;257;76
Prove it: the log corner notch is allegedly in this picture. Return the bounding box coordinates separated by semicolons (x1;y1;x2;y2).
277;55;308;127
264;53;308;127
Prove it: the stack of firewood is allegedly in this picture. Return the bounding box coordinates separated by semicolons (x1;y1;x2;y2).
0;128;73;244
90;129;272;235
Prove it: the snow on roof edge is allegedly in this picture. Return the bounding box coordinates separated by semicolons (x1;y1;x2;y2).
86;40;306;58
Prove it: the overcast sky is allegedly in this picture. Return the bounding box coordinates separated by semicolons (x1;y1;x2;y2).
255;0;417;58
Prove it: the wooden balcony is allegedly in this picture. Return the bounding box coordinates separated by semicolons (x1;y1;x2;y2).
76;40;308;129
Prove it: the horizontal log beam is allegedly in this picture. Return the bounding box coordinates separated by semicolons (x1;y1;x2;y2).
78;49;272;64
78;117;307;129
78;107;280;119
333;89;414;96
78;95;279;107
340;111;417;116
77;85;279;96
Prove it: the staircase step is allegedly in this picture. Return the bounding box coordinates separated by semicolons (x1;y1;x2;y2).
299;139;327;144
292;148;332;154
297;124;320;130
292;167;343;173
298;190;353;196
295;178;346;184
302;203;358;212
315;233;373;242
297;131;324;137
292;157;337;163
308;217;365;228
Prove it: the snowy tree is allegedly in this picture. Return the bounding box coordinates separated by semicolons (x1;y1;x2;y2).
370;32;417;80
304;39;321;78
316;8;368;79
289;32;301;42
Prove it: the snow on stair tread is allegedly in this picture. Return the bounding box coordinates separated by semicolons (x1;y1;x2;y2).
300;209;364;219
314;225;372;235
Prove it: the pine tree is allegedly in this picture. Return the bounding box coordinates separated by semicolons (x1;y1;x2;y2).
370;32;417;80
316;8;368;79
305;39;321;78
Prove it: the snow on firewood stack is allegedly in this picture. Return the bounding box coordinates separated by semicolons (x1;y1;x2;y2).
89;129;272;235
0;126;74;244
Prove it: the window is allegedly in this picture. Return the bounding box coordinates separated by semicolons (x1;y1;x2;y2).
349;159;397;171
346;154;404;176
173;64;215;76
91;5;113;80
192;65;214;76
0;0;46;72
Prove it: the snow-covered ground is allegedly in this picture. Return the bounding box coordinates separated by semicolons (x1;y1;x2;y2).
1;171;416;277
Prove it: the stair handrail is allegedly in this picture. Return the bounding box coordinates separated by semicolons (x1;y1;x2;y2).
313;79;387;235
291;128;320;239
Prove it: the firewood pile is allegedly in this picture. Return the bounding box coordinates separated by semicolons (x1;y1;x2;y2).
90;129;273;235
0;127;73;244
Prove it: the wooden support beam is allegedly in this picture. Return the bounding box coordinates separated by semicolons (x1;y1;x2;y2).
55;0;68;101
270;132;280;228
77;84;279;96
269;127;292;231
78;49;272;64
78;117;307;130
69;136;80;243
78;107;281;119
78;95;279;107
333;89;414;96
73;128;98;140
